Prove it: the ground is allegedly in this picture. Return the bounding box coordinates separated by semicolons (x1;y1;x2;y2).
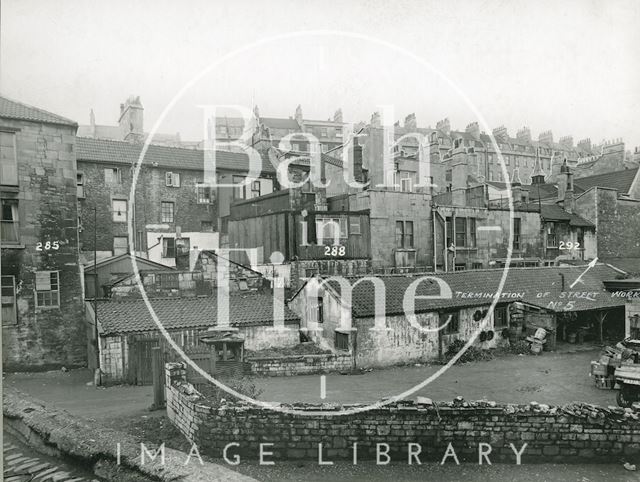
4;348;634;481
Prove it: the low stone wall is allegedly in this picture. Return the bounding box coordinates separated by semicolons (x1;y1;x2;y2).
3;387;256;482
166;363;640;463
248;353;353;376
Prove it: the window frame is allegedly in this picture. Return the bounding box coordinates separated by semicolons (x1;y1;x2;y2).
546;223;558;248
35;270;60;309
76;172;85;199
165;172;181;187
317;296;324;324
455;217;467;247
1;198;20;244
111;199;127;223
1;275;17;324
104;167;122;185
113;236;128;255
0;130;18;186
349;216;361;235
400;177;413;192
513;218;522;250
161;201;175;223
441;311;460;334
196;183;213;204
162;237;176;258
469;218;477;248
494;305;509;329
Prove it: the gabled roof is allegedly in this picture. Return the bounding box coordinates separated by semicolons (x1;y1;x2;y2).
0;96;77;127
304;264;622;318
76;137;276;174
574;168;639;195
97;292;299;335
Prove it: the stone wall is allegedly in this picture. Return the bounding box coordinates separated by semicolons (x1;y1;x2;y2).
248;353;353;376
1;117;86;370
166;363;640;463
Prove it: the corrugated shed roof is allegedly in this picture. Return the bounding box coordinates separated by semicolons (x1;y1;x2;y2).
0;96;77;127
76;137;276;174
574;168;639;194
315;265;622;318
97;292;299;335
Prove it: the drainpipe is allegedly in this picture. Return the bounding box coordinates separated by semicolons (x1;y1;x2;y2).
432;206;437;271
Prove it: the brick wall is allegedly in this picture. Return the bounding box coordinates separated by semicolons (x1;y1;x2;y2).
248;353;353;376
166;363;640;463
1;118;86;370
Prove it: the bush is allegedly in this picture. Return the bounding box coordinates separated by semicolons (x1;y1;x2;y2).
443;339;495;364
199;376;263;405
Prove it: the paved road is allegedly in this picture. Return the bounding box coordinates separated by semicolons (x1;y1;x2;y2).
3;432;100;481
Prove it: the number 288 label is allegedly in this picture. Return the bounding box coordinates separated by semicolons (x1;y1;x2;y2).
324;245;346;257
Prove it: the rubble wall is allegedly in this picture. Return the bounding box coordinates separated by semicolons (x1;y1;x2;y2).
248;353;353;376
166;362;640;463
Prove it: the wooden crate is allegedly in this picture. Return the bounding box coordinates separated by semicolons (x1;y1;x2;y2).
594;375;615;390
591;361;607;377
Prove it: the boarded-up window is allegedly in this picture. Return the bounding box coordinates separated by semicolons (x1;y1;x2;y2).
349;216;361;235
113;236;128;255
104;168;121;184
0;131;18;186
1;275;17;324
35;271;60;308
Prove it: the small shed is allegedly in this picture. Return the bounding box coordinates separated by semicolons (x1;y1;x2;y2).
84;254;171;299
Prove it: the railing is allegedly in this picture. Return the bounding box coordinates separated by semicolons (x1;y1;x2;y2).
1;221;19;244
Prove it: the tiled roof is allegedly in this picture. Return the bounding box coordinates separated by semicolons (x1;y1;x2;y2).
538;204;595;227
97;292;299;335
574;168;639;194
316;264;622;318
0;96;77;127
260;117;301;130
76;137;276;174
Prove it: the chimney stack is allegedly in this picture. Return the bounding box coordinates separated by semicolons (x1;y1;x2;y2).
516;127;531;143
404;113;417;131
436;118;451;136
511;168;523;206
557;158;569;204
466;122;480;141
563;162;574;214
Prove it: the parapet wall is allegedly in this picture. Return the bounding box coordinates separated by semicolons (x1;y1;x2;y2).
166;362;640;463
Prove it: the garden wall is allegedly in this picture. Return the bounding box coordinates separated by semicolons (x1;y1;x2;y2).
166;363;640;463
248;353;353;376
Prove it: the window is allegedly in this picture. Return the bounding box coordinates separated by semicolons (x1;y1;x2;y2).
161;202;174;223
112;199;127;222
335;331;349;350
316;217;347;244
494;305;508;329
104;168;121;184
35;271;60;308
0;131;18;186
162;237;175;258
76;173;85;199
513;218;521;250
335;128;343;138
400;177;413;192
197;184;214;204
232;175;245;199
446;216;453;247
472;262;483;270
1;275;17;324
505;156;510;166
113;236;128;255
547;223;558;247
455;217;467;247
515;157;520;167
349;216;361;235
321;144;328;153
136;231;145;251
157;272;179;289
320;128;328;137
251;180;261;198
441;311;459;334
469;218;477;248
395;220;414;248
577;227;585;249
317;296;324;323
165;172;181;187
454;263;466;271
1;199;19;244
201;221;214;232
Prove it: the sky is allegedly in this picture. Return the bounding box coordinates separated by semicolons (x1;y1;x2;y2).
2;0;639;149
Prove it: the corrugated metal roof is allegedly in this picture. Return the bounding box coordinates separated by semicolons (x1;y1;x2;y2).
97;292;299;335
0;96;77;127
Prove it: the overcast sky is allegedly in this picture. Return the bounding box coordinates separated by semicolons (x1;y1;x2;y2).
2;0;639;149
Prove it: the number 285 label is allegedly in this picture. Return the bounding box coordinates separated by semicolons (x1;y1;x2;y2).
36;241;60;251
324;245;346;256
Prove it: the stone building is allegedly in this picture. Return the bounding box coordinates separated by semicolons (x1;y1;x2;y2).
75;136;277;267
0;96;86;370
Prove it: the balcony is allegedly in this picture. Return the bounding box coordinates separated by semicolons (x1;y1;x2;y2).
1;221;20;244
